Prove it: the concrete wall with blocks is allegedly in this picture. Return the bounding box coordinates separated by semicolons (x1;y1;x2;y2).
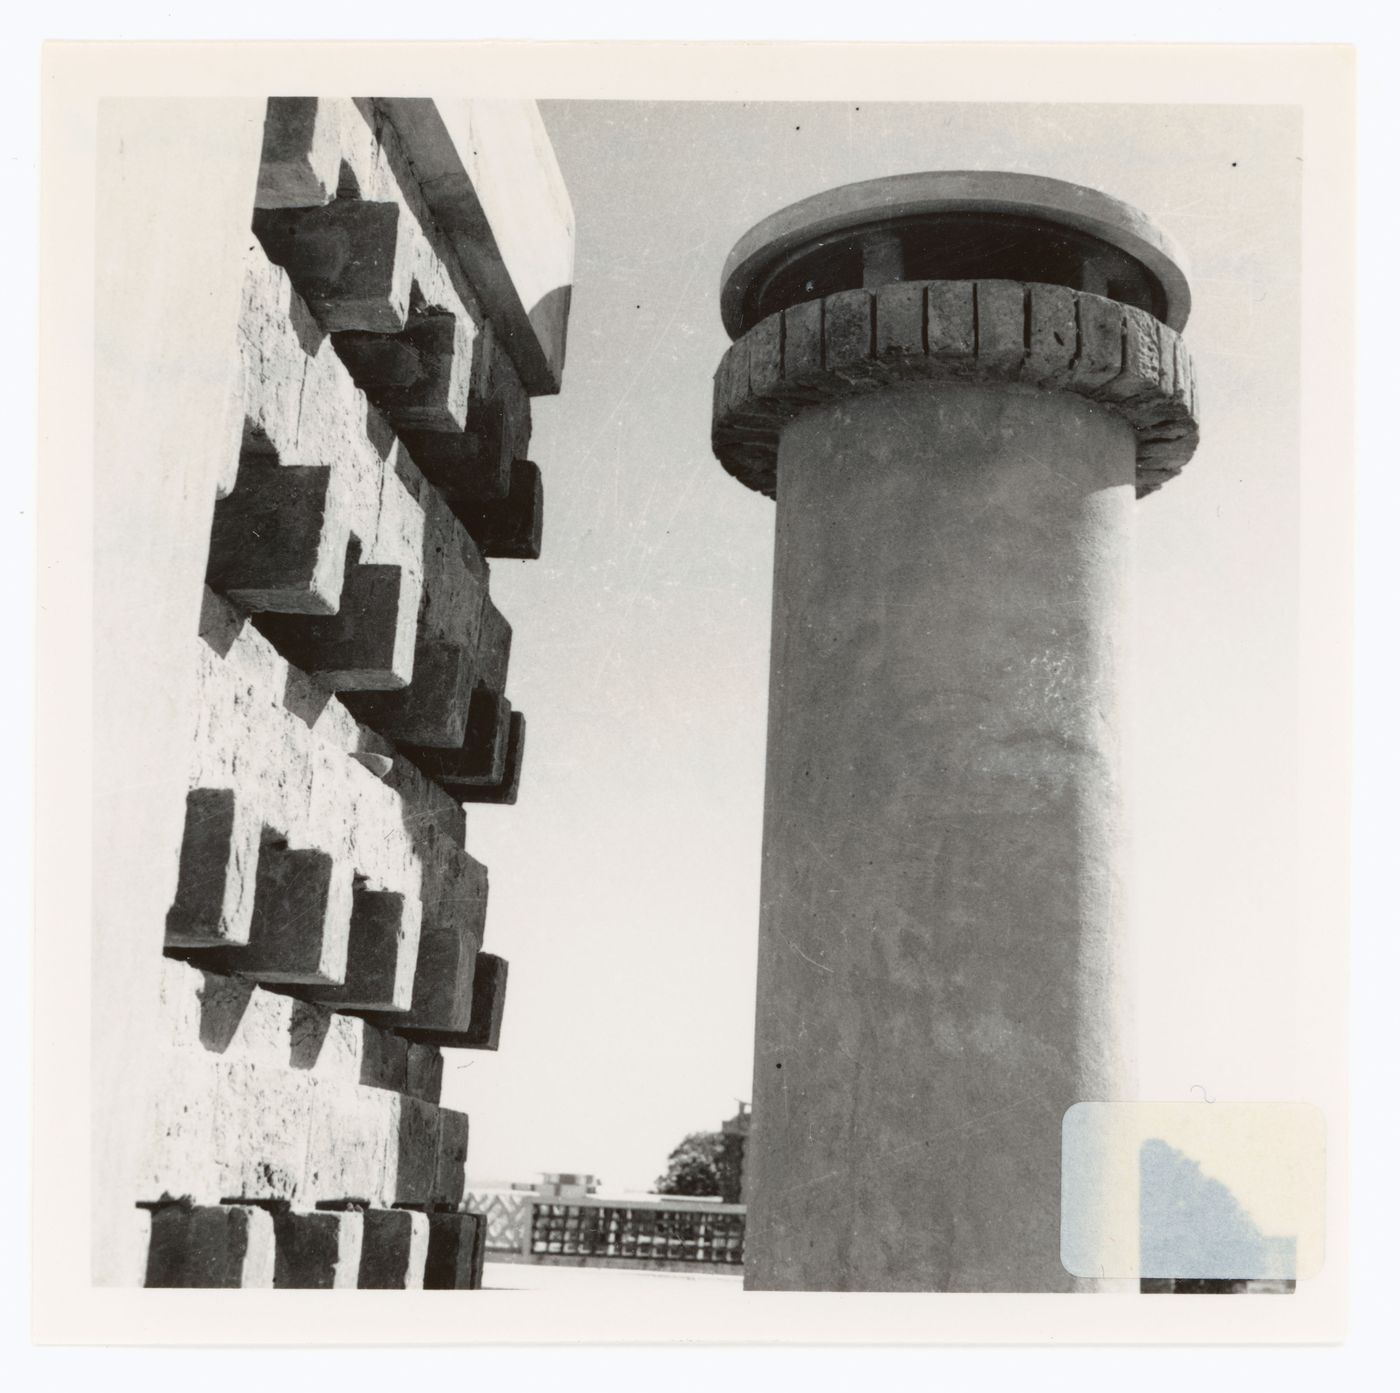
93;97;574;1288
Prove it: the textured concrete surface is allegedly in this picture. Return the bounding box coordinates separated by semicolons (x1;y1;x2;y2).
744;382;1137;1291
145;1204;277;1288
380;98;575;395
424;1211;487;1289
273;1209;365;1289
359;1207;430;1288
95;93;550;1288
712;278;1197;500
89;98;269;1286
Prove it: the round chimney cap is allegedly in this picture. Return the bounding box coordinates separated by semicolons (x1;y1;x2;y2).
720;170;1192;340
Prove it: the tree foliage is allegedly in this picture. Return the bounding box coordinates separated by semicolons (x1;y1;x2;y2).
655;1129;745;1204
654;1131;724;1198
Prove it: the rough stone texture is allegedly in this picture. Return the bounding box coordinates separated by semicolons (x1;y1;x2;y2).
711;279;1199;500
358;1207;429;1288
741;382;1136;1291
423;1211;486;1290
299;1081;387;1203
273;1209;365;1289
144;1204;276;1288
214;1060;319;1202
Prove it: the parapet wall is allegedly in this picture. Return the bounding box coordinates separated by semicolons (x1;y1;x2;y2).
99;97;574;1289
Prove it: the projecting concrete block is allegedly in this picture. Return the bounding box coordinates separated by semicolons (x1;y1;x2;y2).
401;419;512;505
457;712;526;807
164;787;262;948
233;840;352;986
358;1023;410;1092
433;1109;470;1206
406;1043;443;1104
404;689;512;791
253;198;412;334
379;840;486;1035
308;886;421;1014
214;1061;316;1203
974;280;1026;373
206;457;348;616
464;953;509;1050
347;637;475;750
875;280;926;361
145;1204;276;1288
273;1209;364;1289
475;596;512;695
388;1094;442;1206
1024;282;1079;386
334;300;475;434
458;458;543;560
358;1207;429;1289
423;1211;485;1290
256;560;417;692
255;98;339;209
927;280;976;363
399;952;508;1050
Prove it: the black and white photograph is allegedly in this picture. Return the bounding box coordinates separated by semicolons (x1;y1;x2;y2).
26;35;1365;1358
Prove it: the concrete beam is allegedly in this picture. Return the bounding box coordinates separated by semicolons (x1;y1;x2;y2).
423;1211;486;1290
256;560;417;692
206;458;347;615
379;99;574;395
433;1109;471;1205
307;885;421;1014
144;1204;276;1288
459;459;544;560
253;199;412;334
164;788;260;949
273;1209;364;1288
357;1207;429;1288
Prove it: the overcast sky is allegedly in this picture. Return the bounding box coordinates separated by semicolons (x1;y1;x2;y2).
453;100;1302;1191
